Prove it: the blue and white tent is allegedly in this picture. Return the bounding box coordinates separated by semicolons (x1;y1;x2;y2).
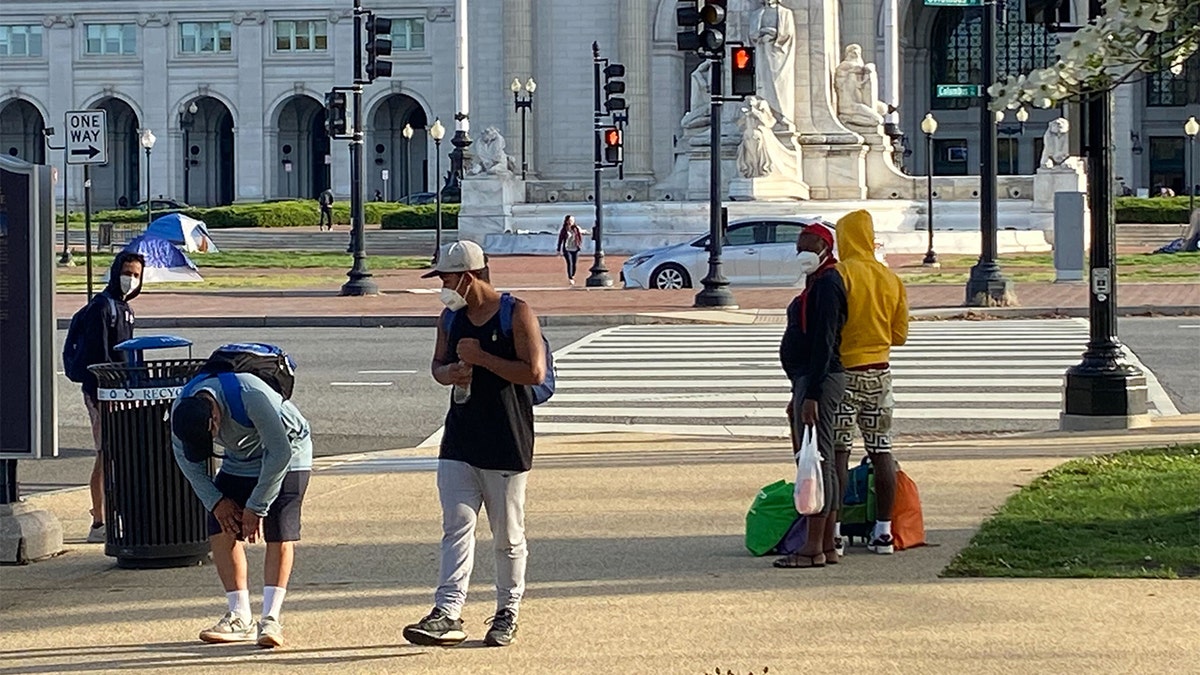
121;234;205;283
145;213;219;253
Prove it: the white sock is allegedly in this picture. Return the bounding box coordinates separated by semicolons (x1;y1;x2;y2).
262;586;287;620
226;590;251;621
834;522;842;539
875;520;893;539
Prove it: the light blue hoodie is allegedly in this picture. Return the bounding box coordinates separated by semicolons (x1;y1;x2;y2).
171;373;313;516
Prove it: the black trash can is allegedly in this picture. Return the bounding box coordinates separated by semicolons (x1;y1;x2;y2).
90;335;211;569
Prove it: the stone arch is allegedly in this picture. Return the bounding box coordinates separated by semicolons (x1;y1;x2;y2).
0;98;47;163
179;95;236;206
366;93;430;200
272;94;330;199
88;96;141;209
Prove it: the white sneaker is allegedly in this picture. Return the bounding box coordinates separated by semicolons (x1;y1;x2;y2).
833;536;846;557
257;616;284;648
86;523;106;544
868;534;895;555
199;612;257;643
569;278;575;286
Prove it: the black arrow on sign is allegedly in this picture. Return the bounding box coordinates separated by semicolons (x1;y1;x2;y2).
70;145;101;159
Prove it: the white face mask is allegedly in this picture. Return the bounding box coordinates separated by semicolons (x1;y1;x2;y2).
119;274;140;296
796;250;823;276
440;287;467;311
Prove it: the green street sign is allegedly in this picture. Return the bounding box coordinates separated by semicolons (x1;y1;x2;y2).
925;0;982;5
936;84;982;98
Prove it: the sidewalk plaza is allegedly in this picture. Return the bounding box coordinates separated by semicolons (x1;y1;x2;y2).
52;252;1200;325
3;416;1198;673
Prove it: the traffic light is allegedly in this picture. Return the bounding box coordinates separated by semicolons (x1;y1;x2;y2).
675;1;701;52
730;45;756;97
325;90;349;137
600;126;622;164
603;63;626;113
699;0;727;54
365;14;393;81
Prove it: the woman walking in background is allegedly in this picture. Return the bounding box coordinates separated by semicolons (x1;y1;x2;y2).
556;215;583;286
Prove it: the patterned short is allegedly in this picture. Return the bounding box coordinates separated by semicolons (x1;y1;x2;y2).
833;369;894;455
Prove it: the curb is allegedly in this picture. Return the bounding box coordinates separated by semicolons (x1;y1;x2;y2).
53;304;1198;330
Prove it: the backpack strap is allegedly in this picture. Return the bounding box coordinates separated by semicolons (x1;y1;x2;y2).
499;293;515;336
441;308;458;333
216;372;253;427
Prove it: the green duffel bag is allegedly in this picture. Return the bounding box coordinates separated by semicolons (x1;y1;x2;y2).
745;479;801;556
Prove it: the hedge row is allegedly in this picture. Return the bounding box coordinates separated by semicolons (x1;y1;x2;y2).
1113;196;1192;224
90;200;444;228
381;204;460;230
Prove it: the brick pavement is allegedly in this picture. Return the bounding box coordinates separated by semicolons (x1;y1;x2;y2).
55;254;1199;319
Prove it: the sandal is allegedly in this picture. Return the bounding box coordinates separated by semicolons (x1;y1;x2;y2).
772;553;826;569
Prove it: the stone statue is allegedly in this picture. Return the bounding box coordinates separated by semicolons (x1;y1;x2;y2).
834;44;887;130
749;0;796;130
680;60;713;132
469;126;516;176
1040;118;1072;169
736;97;778;178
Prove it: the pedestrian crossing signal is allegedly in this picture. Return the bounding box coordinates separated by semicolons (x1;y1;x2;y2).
601;127;622;165
730;45;756;97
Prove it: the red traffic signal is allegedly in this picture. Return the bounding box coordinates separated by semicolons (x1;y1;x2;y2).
600;127;623;164
730;45;756;97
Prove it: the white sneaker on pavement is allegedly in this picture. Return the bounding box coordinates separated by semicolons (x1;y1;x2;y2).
199;612;257;644
86;523;106;544
257;616;284;648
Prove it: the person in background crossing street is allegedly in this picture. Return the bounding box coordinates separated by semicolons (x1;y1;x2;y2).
404;240;546;648
831;210;909;555
61;251;144;544
556;215;583;286
776;222;847;568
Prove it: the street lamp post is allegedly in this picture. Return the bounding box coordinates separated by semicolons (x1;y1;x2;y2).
431;118;446;263
921;113;938;268
1061;0;1149;430
511;77;536;180
43;127;73;266
402;123;414;200
139;129;156;227
179;101;198;204
1185;116;1199;215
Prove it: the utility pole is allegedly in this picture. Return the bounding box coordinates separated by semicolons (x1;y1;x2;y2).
586;42;627;288
964;0;1013;306
340;0;385;296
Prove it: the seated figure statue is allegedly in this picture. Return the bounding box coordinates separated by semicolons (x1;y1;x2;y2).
1039;118;1072;169
834;44;887;130
469;126;517;176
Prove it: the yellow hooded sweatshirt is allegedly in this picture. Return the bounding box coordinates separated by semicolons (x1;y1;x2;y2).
834;210;909;368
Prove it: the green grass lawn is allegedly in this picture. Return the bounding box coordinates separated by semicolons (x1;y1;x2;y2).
901;252;1200;284
60;250;429;271
944;445;1200;579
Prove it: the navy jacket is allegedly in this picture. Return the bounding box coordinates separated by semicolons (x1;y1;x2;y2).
75;252;142;398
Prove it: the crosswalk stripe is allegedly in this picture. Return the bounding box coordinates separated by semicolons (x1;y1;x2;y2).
553;378;1061;389
533;406;1063;420
546;391;1063;403
550;367;1074;377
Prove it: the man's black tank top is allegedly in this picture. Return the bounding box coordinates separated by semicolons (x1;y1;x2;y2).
441;305;535;472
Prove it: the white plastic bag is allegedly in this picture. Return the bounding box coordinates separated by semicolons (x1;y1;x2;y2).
794;424;825;515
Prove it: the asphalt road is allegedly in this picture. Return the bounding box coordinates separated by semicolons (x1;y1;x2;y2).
16;318;1197;496
1119;316;1200;415
20;326;594;495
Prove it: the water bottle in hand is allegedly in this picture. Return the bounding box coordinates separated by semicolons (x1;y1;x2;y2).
452;361;472;404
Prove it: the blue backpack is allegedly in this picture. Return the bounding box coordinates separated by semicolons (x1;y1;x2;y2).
442;293;556;405
181;343;297;428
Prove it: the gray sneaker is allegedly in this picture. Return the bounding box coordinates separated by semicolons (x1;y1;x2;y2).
199;612;256;644
86;523;106;544
257;616;284;648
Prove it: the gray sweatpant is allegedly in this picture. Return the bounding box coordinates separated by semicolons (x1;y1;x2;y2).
434;459;529;619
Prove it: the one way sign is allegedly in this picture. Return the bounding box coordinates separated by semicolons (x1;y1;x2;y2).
65;110;108;165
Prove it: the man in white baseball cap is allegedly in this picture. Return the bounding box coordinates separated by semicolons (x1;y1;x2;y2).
405;239;546;648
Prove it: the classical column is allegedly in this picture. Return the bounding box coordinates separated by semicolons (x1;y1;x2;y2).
139;14;170;201
1112;81;1136;191
503;0;533;174
879;0;901;123
446;0;472;197
234;12;266;201
44;16;76;206
618;0;653;177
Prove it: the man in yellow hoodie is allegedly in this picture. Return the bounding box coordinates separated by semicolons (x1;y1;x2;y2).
832;210;908;555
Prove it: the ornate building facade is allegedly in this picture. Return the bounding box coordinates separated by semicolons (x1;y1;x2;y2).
1;0;1197;209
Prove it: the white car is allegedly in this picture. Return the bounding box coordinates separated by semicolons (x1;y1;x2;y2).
621;217;829;289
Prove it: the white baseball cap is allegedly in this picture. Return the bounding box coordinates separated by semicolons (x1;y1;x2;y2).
422;240;488;278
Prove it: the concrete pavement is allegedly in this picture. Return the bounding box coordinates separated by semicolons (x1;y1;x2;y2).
3;416;1198;673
